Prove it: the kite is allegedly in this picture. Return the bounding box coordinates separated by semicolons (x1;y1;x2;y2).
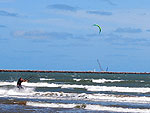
93;24;102;34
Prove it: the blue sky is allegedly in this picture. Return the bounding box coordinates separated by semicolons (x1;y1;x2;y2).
1;0;150;72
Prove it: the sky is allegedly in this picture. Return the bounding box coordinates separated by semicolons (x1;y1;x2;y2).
0;0;150;72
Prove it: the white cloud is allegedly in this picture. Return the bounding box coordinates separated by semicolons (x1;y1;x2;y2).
115;27;142;33
12;30;74;40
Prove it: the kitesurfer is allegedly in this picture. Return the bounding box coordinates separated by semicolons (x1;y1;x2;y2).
17;77;28;89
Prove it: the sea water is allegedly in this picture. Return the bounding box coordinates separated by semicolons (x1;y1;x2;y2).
0;71;150;113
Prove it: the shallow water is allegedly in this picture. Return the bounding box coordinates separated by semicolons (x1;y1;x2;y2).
0;72;150;113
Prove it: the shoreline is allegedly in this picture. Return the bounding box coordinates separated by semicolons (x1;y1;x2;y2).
0;69;149;74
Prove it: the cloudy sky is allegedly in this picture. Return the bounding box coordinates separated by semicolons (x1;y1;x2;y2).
0;0;150;72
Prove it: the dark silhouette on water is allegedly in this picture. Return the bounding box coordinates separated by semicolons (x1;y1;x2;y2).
17;77;28;89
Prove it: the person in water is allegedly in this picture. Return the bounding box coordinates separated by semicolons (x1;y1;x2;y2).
17;77;28;89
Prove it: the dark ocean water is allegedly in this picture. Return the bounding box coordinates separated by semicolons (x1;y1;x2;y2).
0;72;150;113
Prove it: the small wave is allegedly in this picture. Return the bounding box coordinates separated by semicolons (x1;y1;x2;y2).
27;101;76;108
40;78;55;81
26;101;150;113
61;84;150;93
33;92;150;104
34;92;150;104
0;88;150;105
0;87;35;97
0;81;16;86
91;79;124;83
73;78;124;83
1;81;150;93
85;104;150;113
0;81;61;88
86;86;150;93
73;79;81;82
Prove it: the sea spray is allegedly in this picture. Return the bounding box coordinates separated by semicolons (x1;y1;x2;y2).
0;87;35;96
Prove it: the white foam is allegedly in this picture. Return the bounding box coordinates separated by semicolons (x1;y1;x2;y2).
0;81;61;88
27;82;61;87
40;78;55;81
61;84;150;93
0;87;150;104
8;90;150;104
40;92;150;104
86;93;150;104
26;101;150;113
1;81;150;93
0;81;16;86
27;101;76;108
86;86;150;93
73;79;81;81
0;87;35;97
61;84;85;89
92;79;123;83
73;78;123;83
85;104;150;113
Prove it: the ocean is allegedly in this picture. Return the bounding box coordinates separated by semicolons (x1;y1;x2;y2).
0;71;150;113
